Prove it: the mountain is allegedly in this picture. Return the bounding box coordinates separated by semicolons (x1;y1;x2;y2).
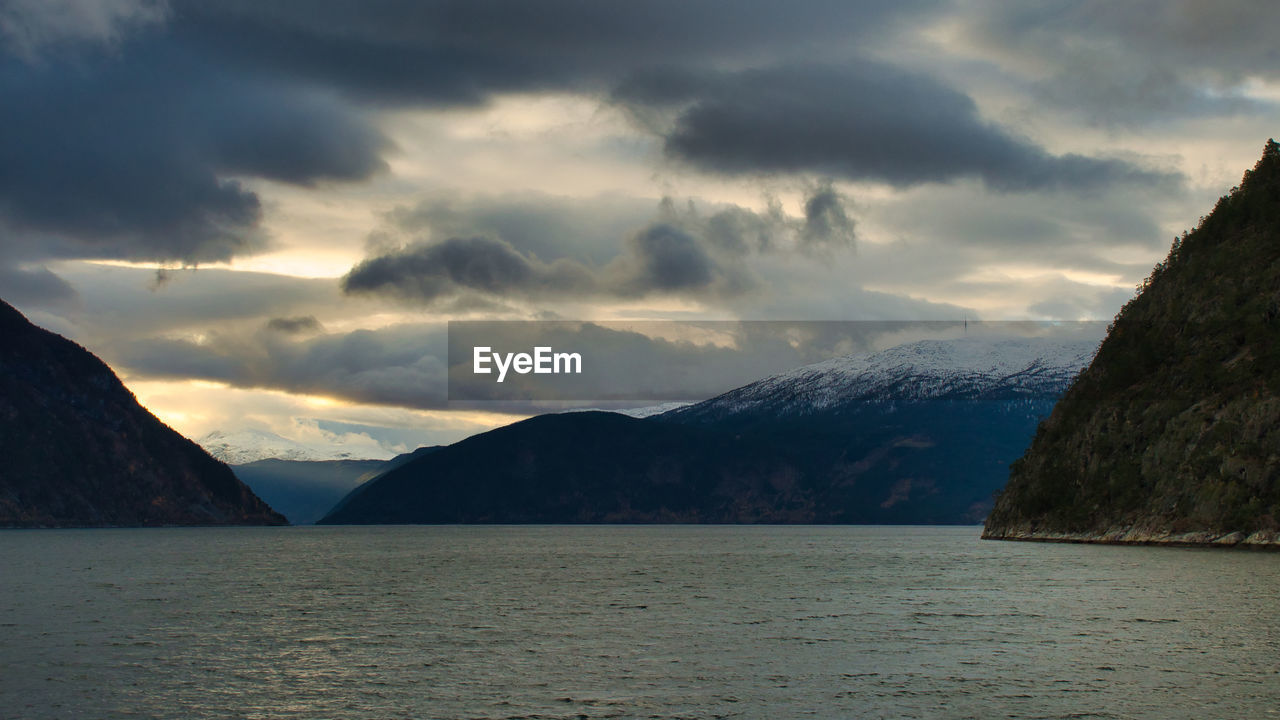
200;428;391;464
663;335;1097;424
659;334;1100;523
321;334;1096;525
231;446;440;525
984;141;1280;548
0;299;286;527
319;411;822;524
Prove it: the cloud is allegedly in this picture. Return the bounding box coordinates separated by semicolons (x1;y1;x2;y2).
0;0;166;59
342;236;599;304
0;0;1199;273
619;224;715;291
801;183;857;250
615;63;1182;192
0;264;77;306
113;323;450;409
385;192;659;266
342;188;867;307
959;0;1280;125
266;315;323;334
169;1;938;104
342;228;752;305
43;264;343;346
0;28;387;265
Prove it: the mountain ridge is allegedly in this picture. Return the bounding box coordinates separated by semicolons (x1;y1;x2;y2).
662;334;1100;424
0;299;287;527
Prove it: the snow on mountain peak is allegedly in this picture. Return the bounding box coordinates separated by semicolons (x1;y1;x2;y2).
199;428;390;464
668;334;1101;420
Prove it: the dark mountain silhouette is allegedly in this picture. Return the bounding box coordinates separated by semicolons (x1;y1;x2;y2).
319;411;824;524
0;299;286;527
984;141;1280;548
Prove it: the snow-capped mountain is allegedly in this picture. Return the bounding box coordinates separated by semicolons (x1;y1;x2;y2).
641;333;1102;523
563;401;693;418
664;334;1100;423
199;428;385;464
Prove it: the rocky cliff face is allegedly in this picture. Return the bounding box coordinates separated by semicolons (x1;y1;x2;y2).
983;141;1280;548
0;299;287;527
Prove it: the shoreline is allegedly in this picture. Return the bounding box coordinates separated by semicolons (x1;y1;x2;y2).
982;528;1280;550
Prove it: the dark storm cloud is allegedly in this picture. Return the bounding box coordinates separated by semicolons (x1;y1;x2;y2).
0;0;1194;272
0;0;940;265
168;0;939;105
616;64;1182;192
0;24;386;264
1;0;1209;277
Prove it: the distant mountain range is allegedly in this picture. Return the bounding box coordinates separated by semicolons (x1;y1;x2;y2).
322;334;1098;525
0;299;285;527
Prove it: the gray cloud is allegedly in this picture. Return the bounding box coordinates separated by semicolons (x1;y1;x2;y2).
621;224;714;291
0;0;166;59
0;0;1203;273
343;188;864;307
385;193;659;266
616;63;1182;192
0;23;386;264
342;228;751;305
42;265;342;347
342;236;599;304
112;323;449;409
266;315;324;334
0;264;77;306
961;1;1280;125
801;183;857;250
169;1;938;105
1028;286;1134;322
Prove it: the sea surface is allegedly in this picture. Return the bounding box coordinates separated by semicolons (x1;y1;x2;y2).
1;526;1277;719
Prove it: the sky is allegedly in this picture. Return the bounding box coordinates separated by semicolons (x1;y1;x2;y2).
1;0;1276;457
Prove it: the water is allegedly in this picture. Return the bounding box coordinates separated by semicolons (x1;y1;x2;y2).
1;526;1277;719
